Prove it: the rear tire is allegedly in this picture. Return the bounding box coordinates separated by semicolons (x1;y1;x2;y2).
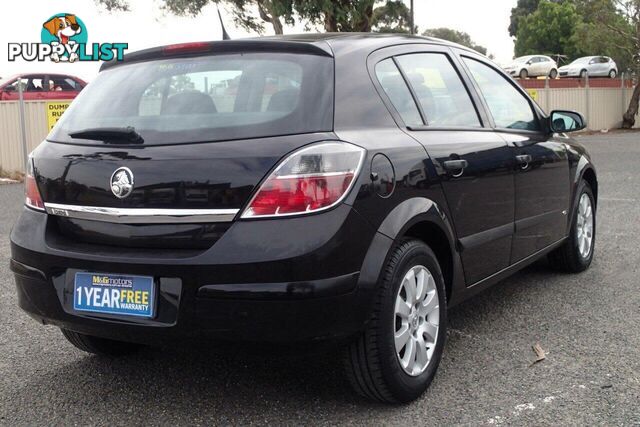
519;69;528;79
549;69;558;79
548;180;596;273
61;328;142;356
344;240;447;403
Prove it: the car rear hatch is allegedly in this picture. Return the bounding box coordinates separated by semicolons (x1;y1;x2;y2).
35;41;335;252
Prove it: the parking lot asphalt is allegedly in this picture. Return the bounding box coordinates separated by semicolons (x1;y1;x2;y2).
1;133;639;426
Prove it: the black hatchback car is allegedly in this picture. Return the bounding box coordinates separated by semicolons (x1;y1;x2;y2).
10;34;597;403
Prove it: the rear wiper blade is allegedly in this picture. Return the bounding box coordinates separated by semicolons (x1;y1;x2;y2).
69;127;144;144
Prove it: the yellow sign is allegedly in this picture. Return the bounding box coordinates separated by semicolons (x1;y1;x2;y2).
46;101;71;131
526;89;539;102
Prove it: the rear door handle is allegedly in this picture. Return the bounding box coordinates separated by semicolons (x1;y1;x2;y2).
516;154;532;169
443;160;469;177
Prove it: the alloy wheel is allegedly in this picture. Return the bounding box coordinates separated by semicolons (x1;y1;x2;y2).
394;265;440;377
576;193;594;259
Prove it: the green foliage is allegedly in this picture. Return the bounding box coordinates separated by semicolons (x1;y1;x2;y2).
96;0;413;34
514;0;581;58
509;0;540;37
422;28;488;55
371;0;413;33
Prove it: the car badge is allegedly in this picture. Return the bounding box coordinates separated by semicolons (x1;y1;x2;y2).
110;167;134;199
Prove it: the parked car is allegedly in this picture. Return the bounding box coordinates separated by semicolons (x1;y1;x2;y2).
0;73;87;101
503;55;559;79
11;34;598;404
559;56;618;78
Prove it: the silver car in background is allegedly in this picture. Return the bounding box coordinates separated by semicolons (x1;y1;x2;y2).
559;56;618;78
503;55;558;79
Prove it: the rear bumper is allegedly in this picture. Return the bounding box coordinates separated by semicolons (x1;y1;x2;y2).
10;205;390;344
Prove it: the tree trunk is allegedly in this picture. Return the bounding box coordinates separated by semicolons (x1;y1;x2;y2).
257;0;284;34
622;81;640;129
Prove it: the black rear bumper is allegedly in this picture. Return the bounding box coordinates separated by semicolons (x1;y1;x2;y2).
10;205;391;344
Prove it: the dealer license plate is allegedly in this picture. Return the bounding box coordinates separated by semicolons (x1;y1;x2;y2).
73;272;155;318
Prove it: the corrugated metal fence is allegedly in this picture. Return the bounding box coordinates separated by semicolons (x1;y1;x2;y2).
1;85;638;173
0;100;63;173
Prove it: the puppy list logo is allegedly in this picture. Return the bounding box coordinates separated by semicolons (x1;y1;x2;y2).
8;13;128;63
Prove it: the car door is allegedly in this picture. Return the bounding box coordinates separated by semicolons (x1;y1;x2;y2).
598;57;610;76
460;55;571;264
373;46;516;285
46;76;80;99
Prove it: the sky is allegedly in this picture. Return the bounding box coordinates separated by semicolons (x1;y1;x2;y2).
0;0;517;82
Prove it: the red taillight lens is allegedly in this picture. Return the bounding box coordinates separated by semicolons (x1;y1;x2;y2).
25;159;44;211
242;142;365;218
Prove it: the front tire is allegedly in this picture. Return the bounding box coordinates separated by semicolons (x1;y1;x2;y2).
519;69;529;79
609;69;617;79
548;180;596;272
61;328;142;356
580;69;588;79
549;68;558;79
344;240;447;403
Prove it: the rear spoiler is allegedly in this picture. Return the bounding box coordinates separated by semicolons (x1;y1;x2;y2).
100;39;334;72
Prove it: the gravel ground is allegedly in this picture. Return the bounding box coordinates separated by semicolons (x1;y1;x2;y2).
0;133;639;426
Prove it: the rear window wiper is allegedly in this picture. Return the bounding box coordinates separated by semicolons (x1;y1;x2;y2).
68;127;144;144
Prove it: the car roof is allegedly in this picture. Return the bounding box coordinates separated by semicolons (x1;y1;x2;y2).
101;33;482;71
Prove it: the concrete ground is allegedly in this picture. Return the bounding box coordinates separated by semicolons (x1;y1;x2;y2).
0;133;638;425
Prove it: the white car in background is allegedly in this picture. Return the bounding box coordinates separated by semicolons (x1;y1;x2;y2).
559;56;618;78
503;55;558;79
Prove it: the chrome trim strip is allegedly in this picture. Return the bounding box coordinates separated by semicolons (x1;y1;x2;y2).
44;203;238;224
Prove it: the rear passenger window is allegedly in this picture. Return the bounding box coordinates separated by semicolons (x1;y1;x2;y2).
395;53;481;127
463;57;540;131
375;59;423;126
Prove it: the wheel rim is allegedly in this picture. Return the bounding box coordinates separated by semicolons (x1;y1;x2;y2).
610;70;616;78
576;193;594;259
394;265;440;377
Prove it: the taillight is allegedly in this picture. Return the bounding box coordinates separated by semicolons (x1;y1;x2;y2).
242;142;365;218
162;42;212;55
25;158;44;211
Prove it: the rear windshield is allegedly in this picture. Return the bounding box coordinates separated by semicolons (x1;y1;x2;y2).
49;52;334;145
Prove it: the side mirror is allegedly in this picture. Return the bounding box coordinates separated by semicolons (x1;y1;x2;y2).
549;110;586;133
4;85;16;92
526;60;533;65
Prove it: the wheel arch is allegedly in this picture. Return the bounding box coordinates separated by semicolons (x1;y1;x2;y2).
582;167;598;207
359;197;463;306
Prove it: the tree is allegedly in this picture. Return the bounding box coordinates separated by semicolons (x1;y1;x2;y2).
589;0;640;128
568;0;635;72
514;0;581;58
509;0;541;37
96;0;293;34
371;0;413;33
96;0;412;34
423;28;488;55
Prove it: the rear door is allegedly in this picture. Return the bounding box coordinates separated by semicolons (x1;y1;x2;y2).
372;45;516;285
460;54;571;263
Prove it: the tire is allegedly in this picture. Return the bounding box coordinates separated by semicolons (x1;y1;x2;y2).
548;180;596;273
580;69;588;79
61;328;142;356
344;240;447;403
519;69;528;79
549;69;558;79
609;69;617;79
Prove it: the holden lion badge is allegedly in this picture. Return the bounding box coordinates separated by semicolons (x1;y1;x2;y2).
110;167;134;199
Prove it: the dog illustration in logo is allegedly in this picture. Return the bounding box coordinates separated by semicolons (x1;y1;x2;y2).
42;15;82;63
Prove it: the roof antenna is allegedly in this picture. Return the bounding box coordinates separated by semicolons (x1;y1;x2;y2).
217;6;231;40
